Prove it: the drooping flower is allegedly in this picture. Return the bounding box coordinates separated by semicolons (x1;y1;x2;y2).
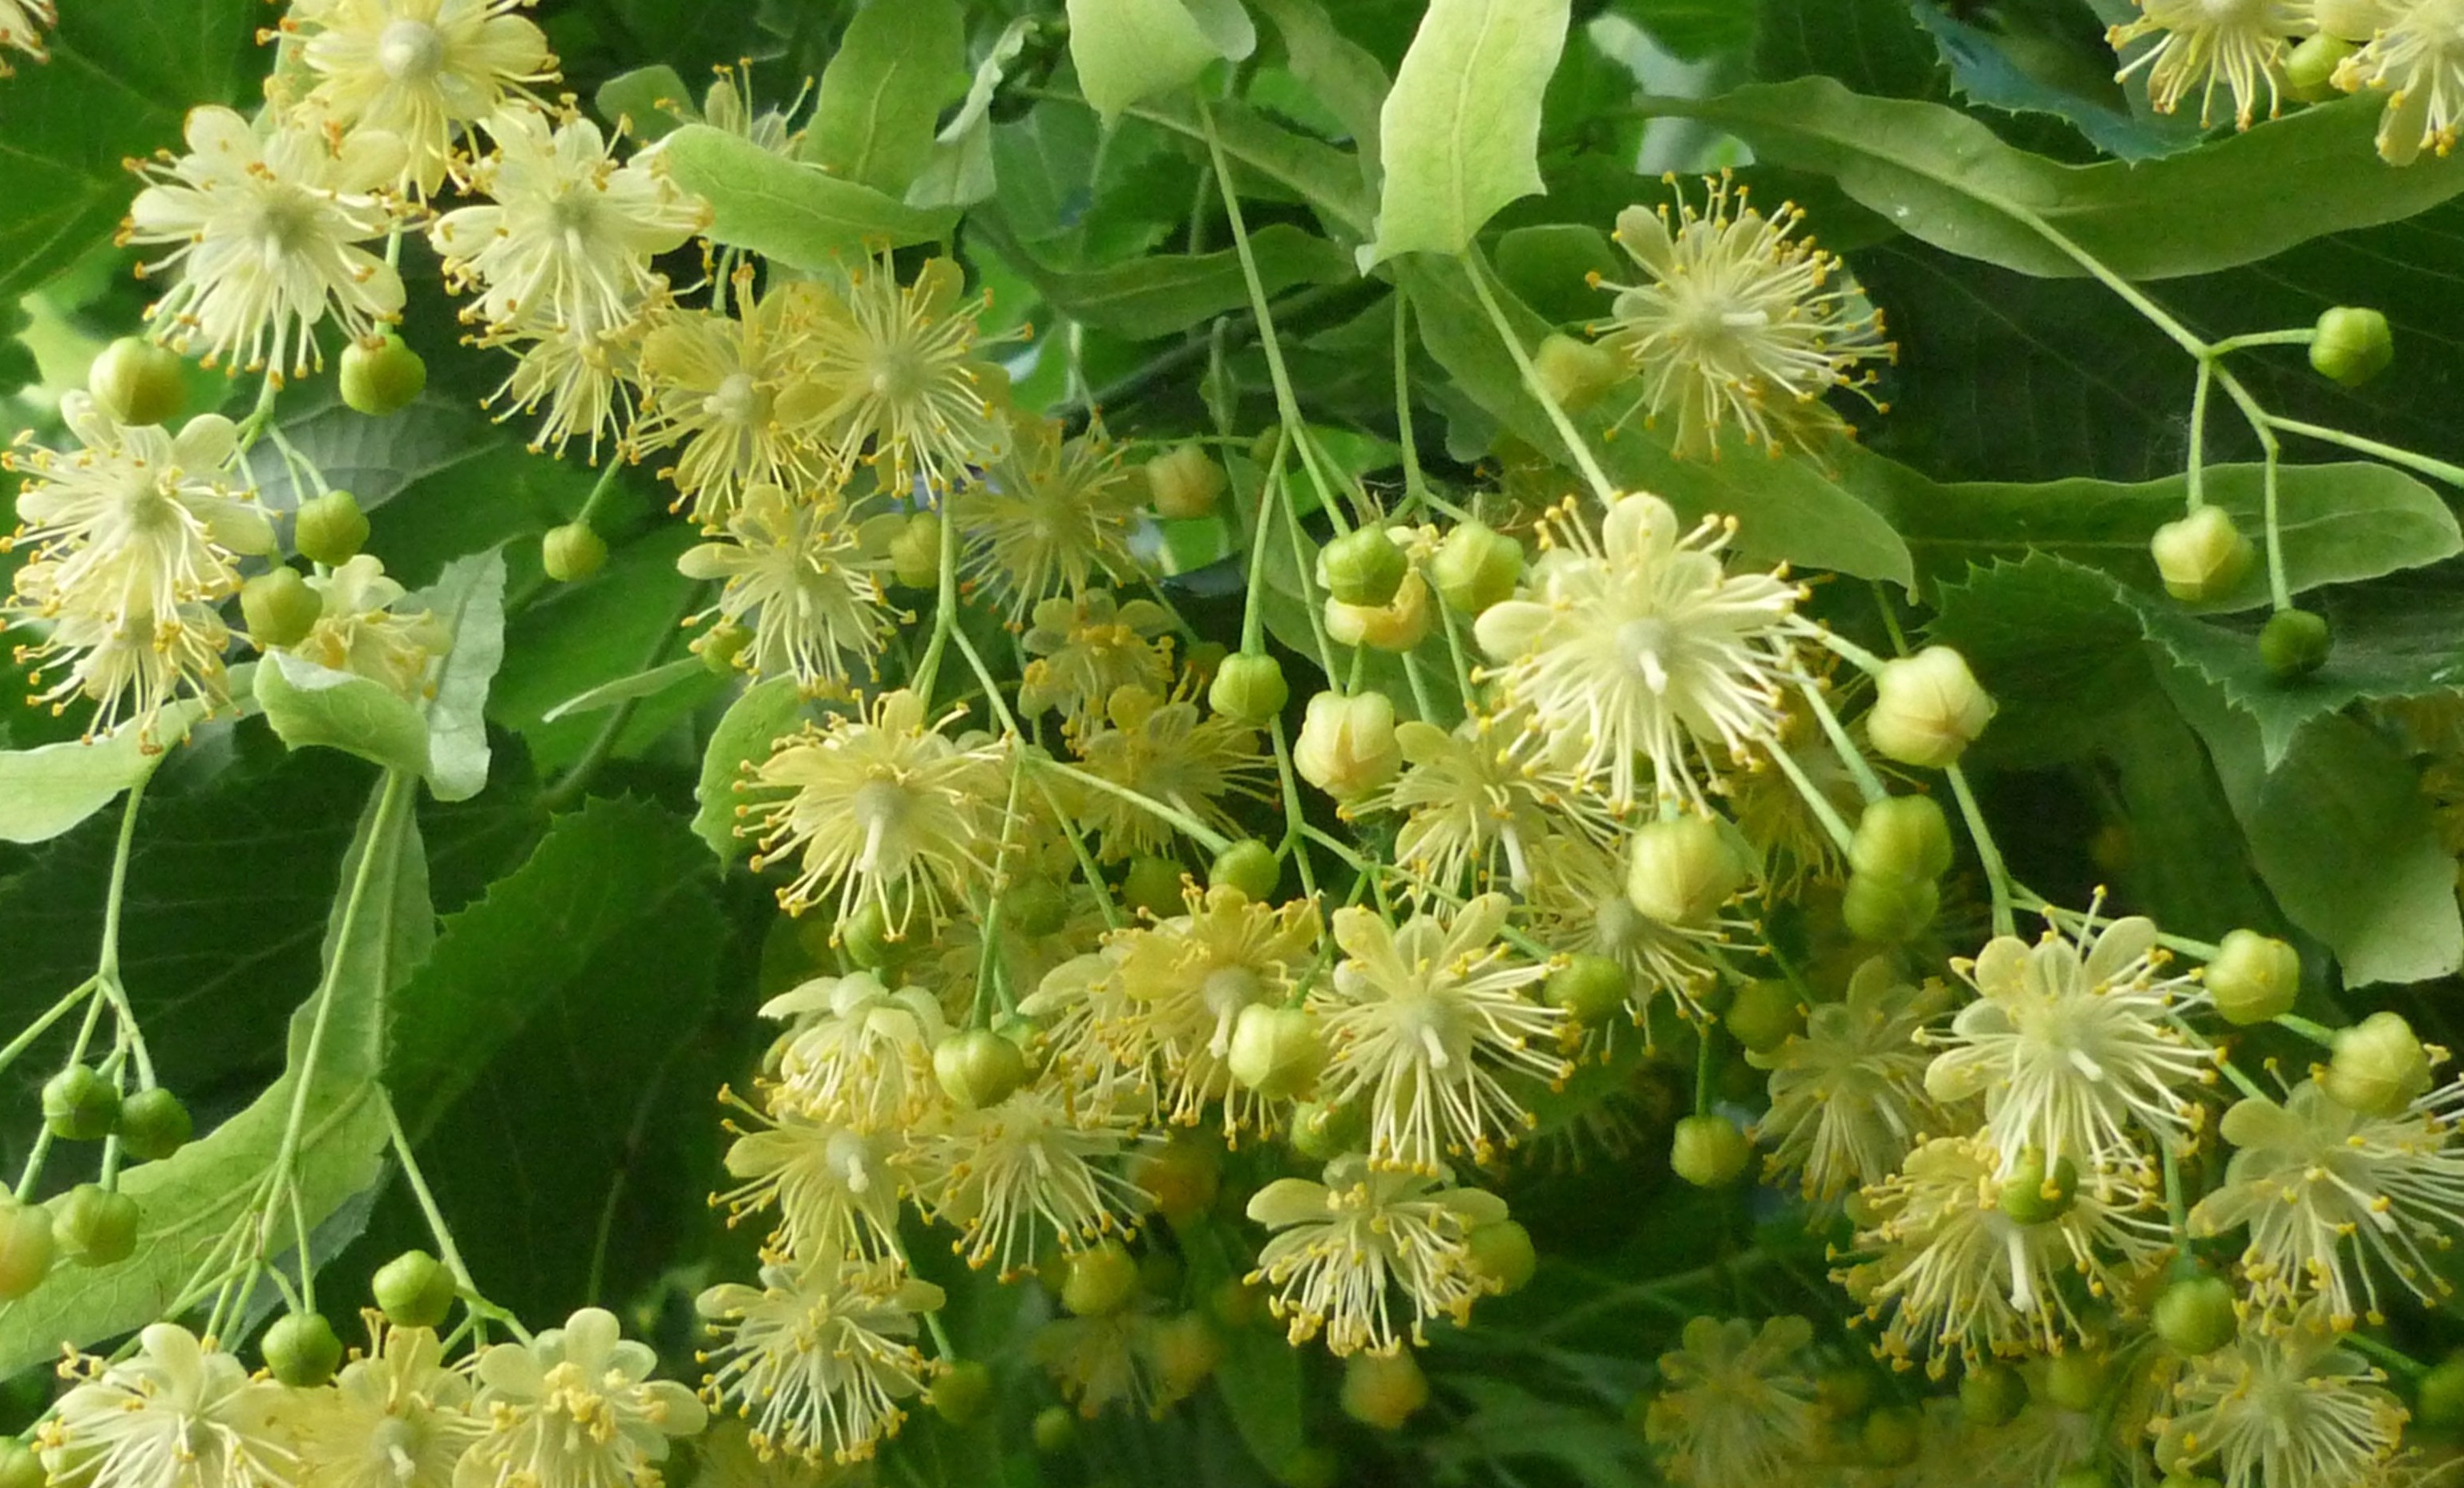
2335;0;2464;165
632;274;834;525
1641;1316;1820;1488
1245;1154;1506;1356
124;107;406;377
2108;0;2309;129
1064;683;1271;863
0;0;51;71
289;1322;485;1488
1525;836;1734;1023
1591;172;1893;459
1030;1305;1208;1420
760;972;948;1133
1017;589;1175;730
1019;949;1157;1120
717;1098;907;1262
697;1259;945;1466
479;318;647;459
287;0;557;197
285;553;454;700
458;1308;705;1488
1357;710;1619;894
951;415;1144;621
1310;893;1565;1174
907;1081;1149;1277
676;486;898;696
1105;884;1324;1134
2152;1310;2405;1488
10;597;236;742
1475;491;1808;811
801;257;1008;494
1755;962;1957;1202
41;1324;293;1488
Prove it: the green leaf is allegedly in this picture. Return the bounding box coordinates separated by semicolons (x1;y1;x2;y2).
1621;0;1759;62
0;698;214;844
255;653;433;779
994;221;1352;340
657;124;959;269
1913;1;2201;163
1132;95;1376;241
1214;1323;1306;1473
1493;224;1622;325
539;657;708;723
1067;0;1253;123
2102;698;2282;943
1363;0;1570;266
1928;553;2155;769
1251;0;1390;160
905;17;1037;211
693;677;808;862
805;0;967;196
592;63;696;140
408;552;508;804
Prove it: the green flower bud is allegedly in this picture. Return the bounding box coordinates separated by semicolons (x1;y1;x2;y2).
0;1202;55;1301
1060;1240;1141;1316
1145;443;1227;520
261;1312;345;1388
0;1438;43;1488
1318;527;1409;608
2150;506;2257;604
2260;608;2330;680
117;1087;192;1162
1128;1137;1221;1228
1818;1367;1876;1420
1998;1148;2078;1225
1340;1349;1428;1430
1724;979;1801;1055
929;1360;994;1425
1228;1005;1322;1100
1210;653;1291;725
1123;855;1188;918
2157;1474;2220;1488
1861;1405;1923;1468
2310;306;2393;388
372;1248;458;1328
1004;877;1071;936
694;620;753;674
240;567;323;649
889;511;942;590
1848;795;1955;884
1669;1113;1751;1187
2153;1274;2239;1357
1960;1362;2027;1427
2204;929;2300;1025
935;1028;1029;1110
50;1184;138;1268
2284;33;2357;101
1290;1099;1365;1162
1153;1312;1224;1397
2322;1009;2431;1118
2039;1349;2108;1413
1840;871;1940;944
1544;954;1630;1024
1432;520;1524;616
1626;815;1748;927
541;523;608;583
2417;1351;2464;1431
1210;840;1282;901
88;337;188;427
1295;690;1401;801
1463;1219;1537;1296
1532;333;1626;414
294;490;371;567
1324;571;1431;653
1868;646;1996;768
42;1064;119;1142
2315;0;2391;40
337;333;428;417
1031;1405;1076;1454
837;900;907;971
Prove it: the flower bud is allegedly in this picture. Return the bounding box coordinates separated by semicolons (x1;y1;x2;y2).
1819;1367;1876;1421
1464;1219;1537;1296
0;1203;55;1300
1031;1405;1076;1454
1724;979;1801;1055
1848;795;1955;884
2284;32;2356;100
372;1249;458;1328
1862;1405;1922;1468
1210;840;1282;901
1129;1137;1221;1228
1123;855;1188;918
1626;816;1748;927
2310;305;2393;388
2150;506;2256;604
2315;0;2394;39
1670;1113;1751;1187
1340;1349;1429;1430
42;1064;119;1141
2204;929;2300;1025
0;1439;42;1488
294;490;370;567
1533;333;1626;414
89;337;188;427
50;1184;138;1268
1228;1005;1323;1100
2321;1009;2431;1118
1295;690;1402;802
1867;647;1995;768
1998;1148;2078;1225
1210;653;1290;724
930;1360;993;1425
889;511;942;590
837;900;907;971
1544;954;1630;1024
1290;1098;1365;1162
240;567;324;649
1960;1362;2026;1427
117;1087;192;1162
2153;1274;2239;1357
1153;1313;1224;1397
541;523;608;583
2260;608;2330;680
694;620;753;674
1060;1240;1141;1316
1145;443;1226;520
262;1312;345;1388
338;333;428;416
1325;571;1431;653
2418;1351;2464;1431
2039;1349;2108;1413
997;878;1068;938
1840;871;1939;944
1432;520;1524;616
1319;527;1409;608
935;1028;1029;1110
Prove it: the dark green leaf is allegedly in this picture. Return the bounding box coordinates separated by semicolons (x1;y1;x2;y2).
994;222;1353;340
1928;553;2153;768
693;677;807;862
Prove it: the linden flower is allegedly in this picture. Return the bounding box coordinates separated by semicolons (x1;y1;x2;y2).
1355;710;1619;894
431;110;705;338
1755;962;1957;1203
289;0;556;197
951;415;1145;621
458;1308;705;1488
0;0;51;72
1017;589;1175;730
1525;835;1733;1022
1019;949;1156;1119
12;598;236;741
697;1260;945;1466
285;554;453;700
482;319;646;460
1066;683;1272;862
1475;491;1807;811
743;689;1006;932
907;1081;1149;1277
2109;0;2309;129
716;1098;906;1261
1923;913;2215;1178
1031;1306;1204;1421
1245;1154;1507;1356
1641;1316;1820;1488
633;274;834;526
1727;706;1859;895
289;1323;485;1488
2187;1080;2464;1324
1108;884;1324;1133
802;257;1009;493
1311;893;1565;1174
40;1324;293;1488
2153;1311;2405;1488
125;109;406;378
677;486;898;696
760;972;949;1132
1844;1136;2171;1371
2337;0;2464;165
1591;172;1893;459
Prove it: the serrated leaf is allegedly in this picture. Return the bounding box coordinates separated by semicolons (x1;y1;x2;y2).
1133;95;1375;241
1067;0;1250;123
593;63;696;140
408;551;507;803
1913;1;2200;162
1926;553;2154;768
0;698;215;844
805;0;967;196
256;653;432;778
658;124;958;269
1363;0;1570;266
693;677;808;861
995;222;1352;340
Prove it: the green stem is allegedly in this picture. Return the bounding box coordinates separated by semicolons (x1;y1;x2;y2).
2261;443;2291;612
1462;254;1618;504
1238;431;1290;655
911;483;964;702
2275;1013;2340;1049
1393;296;1428;507
2208;328;2317;355
1041;761;1233;855
17;992;107;1203
1793;680;1887;807
2183;359;2212;512
1943;764;2015;939
1813;627;1891;677
0;981;99;1086
1763;733;1857;855
383;1090;530;1343
1267;717;1321;904
2264;414;2464;488
1693;1019;1717;1117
